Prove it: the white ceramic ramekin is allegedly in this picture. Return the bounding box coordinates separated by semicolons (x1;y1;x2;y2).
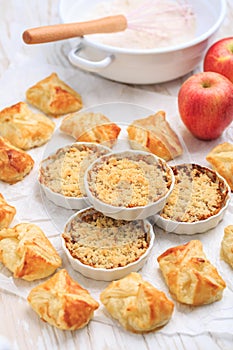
61;207;155;281
39;142;111;210
154;164;231;235
84;150;174;221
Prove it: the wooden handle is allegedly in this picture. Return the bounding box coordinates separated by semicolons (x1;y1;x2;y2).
22;15;127;44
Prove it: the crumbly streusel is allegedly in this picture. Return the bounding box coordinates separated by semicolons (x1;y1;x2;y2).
160;164;229;222
39;144;109;197
87;153;172;207
62;208;151;269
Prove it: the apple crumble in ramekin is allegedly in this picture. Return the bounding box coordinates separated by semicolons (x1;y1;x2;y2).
62;207;152;269
39;143;110;198
160;163;230;223
85;151;173;208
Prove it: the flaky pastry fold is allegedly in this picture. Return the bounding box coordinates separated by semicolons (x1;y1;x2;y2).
0;137;34;184
157;240;226;305
100;272;174;333
0;102;55;149
0;193;16;229
28;269;99;330
26;72;83;117
0;223;61;281
206;142;233;191
127;110;183;161
221;225;233;268
60;111;121;148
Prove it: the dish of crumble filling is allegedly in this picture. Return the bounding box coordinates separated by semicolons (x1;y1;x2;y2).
160;164;230;223
86;151;173;208
39;143;110;198
62;207;151;269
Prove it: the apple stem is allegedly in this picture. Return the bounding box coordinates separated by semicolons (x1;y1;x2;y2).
202;82;211;88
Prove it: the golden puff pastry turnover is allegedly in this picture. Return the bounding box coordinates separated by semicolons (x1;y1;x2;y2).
100;272;174;333
221;225;233;268
0;102;55;150
0;223;62;281
27;269;99;330
26;72;83;117
0;137;34;184
157;240;226;306
127;110;183;161
0;194;16;229
206;142;233;191
60;112;121;148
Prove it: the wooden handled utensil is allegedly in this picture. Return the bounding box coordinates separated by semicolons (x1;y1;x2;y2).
22;1;194;45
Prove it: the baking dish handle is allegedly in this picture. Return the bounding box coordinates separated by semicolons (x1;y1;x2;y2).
68;42;114;72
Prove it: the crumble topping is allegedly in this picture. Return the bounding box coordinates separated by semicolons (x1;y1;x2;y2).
62;208;151;269
160;164;229;222
39;143;109;197
87;153;172;207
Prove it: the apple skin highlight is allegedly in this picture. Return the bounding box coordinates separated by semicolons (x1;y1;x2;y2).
204;37;233;84
178;72;233;140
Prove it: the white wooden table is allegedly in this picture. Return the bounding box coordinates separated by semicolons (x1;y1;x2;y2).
0;1;233;349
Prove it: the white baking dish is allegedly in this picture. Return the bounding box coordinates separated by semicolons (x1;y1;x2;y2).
84;150;175;221
38;142;111;210
154;164;231;235
59;0;226;84
61;207;155;281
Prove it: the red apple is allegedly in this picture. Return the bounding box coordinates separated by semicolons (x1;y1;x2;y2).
204;37;233;83
178;71;233;140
